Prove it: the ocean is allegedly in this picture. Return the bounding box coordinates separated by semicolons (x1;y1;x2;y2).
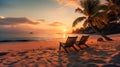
0;33;82;42
0;33;119;43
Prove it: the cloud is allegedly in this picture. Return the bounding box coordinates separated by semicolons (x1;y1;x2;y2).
57;0;107;7
48;22;64;26
37;19;46;22
57;0;80;7
0;17;39;25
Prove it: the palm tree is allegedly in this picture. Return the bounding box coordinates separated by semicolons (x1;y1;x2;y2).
106;0;120;7
106;0;120;22
72;0;113;41
101;0;120;34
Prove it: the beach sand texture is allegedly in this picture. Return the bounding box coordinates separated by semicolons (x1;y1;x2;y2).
0;36;120;67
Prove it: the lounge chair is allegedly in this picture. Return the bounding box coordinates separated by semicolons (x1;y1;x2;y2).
75;36;89;49
59;36;78;53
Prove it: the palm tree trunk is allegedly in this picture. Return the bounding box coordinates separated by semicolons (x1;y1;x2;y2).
90;23;113;41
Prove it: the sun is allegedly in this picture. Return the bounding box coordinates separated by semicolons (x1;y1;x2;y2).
0;16;5;19
63;28;67;33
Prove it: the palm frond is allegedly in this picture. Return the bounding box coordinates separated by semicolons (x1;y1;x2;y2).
72;17;86;27
98;4;108;11
83;19;89;28
75;8;83;13
80;0;100;16
106;0;120;7
110;0;120;6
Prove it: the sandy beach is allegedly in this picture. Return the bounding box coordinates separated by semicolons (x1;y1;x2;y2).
0;35;120;67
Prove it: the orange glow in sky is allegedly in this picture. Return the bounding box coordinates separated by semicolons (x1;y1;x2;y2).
0;0;107;34
63;28;67;33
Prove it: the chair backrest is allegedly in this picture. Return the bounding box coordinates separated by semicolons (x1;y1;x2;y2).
65;36;78;47
78;36;89;44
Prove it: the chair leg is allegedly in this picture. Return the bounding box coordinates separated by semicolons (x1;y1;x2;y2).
59;45;61;51
78;45;83;50
63;47;69;53
59;43;69;53
84;44;89;48
72;46;78;52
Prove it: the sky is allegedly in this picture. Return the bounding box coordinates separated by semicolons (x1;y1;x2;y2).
0;0;106;34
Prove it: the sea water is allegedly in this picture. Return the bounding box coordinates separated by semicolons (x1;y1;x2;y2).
0;33;82;42
0;33;119;43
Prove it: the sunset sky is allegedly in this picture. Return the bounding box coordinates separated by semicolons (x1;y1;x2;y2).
0;0;106;34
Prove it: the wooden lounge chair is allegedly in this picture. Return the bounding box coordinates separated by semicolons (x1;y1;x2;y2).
59;36;78;53
75;36;89;49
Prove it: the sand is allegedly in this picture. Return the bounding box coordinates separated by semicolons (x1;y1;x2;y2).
0;35;120;67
